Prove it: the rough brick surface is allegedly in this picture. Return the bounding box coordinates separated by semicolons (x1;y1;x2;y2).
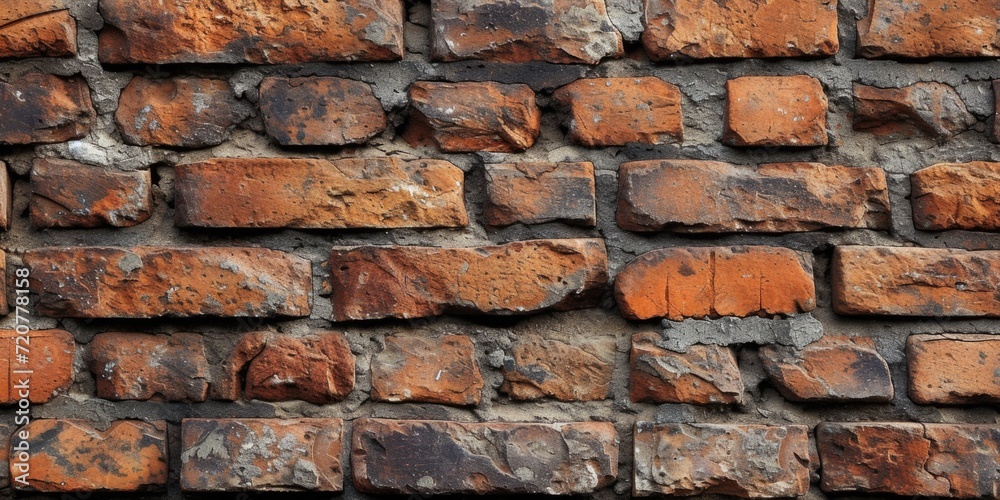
26;247;311;318
403;81;541;152
642;0;838;60
99;0;404;64
723;75;828;147
181;418;344;492
0;2;75;58
0;73;94;144
634;423;810;497
431;0;623;64
553;77;682;146
907;334;1000;404
617;160;890;233
30;159;152;229
89;332;210;402
501;335;615;401
833;246;1000;317
0;329;74;404
175;157;467;229
371;335;483;406
817;423;1000;497
115;77;243;148
853;82;976;140
615;246;816;320
14;419;168;492
760;336;893;402
911;162;1000;231
330;239;608;320
629;332;743;405
484;162;596;227
858;0;1000;58
240;333;355;404
260;77;387;146
352;419;618;495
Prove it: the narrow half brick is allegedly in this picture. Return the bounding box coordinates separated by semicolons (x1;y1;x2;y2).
858;0;1000;58
723;75;828;147
501;335;615;401
115;77;243;148
484;162;595;227
89;332;210;402
630;332;743;405
617;160;890;233
1;329;74;404
0;73;94;144
260;77;387;146
330;239;608;320
175;157;467;229
760;336;893;402
352;418;618;495
553;77;682;146
907;334;1000;404
911;162;1000;231
853;82;976;140
30;159;152;229
26;246;311;318
371;335;483;406
0;2;75;58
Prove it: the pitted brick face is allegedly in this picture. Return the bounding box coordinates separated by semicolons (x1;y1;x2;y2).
723;75;828;147
0;73;94;145
0;329;74;404
553;77;683;146
115;77;244;148
89;332;211;402
858;0;1000;58
259;77;387;146
371;335;484;406
907;334;1000;404
0;1;76;58
911;162;1000;231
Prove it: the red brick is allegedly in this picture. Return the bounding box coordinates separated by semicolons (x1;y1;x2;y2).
760;336;893;402
403;81;540;152
629;332;742;405
14;419;168;492
911;162;1000;231
181;418;344;492
0;162;10;230
240;333;355;404
89;332;210;402
0;2;75;58
175;157;467;229
330;239;608;320
99;0;404;64
0;329;74;404
352;418;618;494
853;82;976;140
115;77;242;148
485;162;595;227
642;0;838;60
817;422;1000;497
501;335;614;401
431;0;622;64
634;423;810;497
618;160;890;233
723;75;828;147
858;0;1000;58
30;158;152;229
832;246;1000;317
907;334;1000;404
553;77;682;146
0;73;94;144
371;335;483;406
25;246;311;318
615;246;816;321
260;77;386;146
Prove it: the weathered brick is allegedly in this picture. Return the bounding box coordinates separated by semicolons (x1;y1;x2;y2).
553;77;682;146
853;82;976;140
484;162;595;227
617;160;890;233
817;423;1000;497
13;419;168;492
260;77;386;146
30;158;152;229
911;162;1000;231
89;332;210;402
501;335;614;401
330;239;608;320
630;332;742;405
352;418;618;494
403;81;540;152
0;162;10;230
642;0;838;60
615;246;816;321
634;423;810;497
0;250;6;315
26;247;311;318
760;336;893;402
858;0;1000;58
0;329;74;404
0;2;75;58
431;0;623;64
0;73;94;144
115;77;243;148
723;75;828;147
907;334;1000;404
371;335;483;406
181;418;344;492
175;157;466;229
239;333;355;404
832;246;1000;317
99;0;404;64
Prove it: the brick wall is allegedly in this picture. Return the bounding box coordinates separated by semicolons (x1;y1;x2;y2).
2;0;1000;498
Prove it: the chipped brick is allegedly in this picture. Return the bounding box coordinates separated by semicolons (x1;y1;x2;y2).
760;335;893;402
0;2;75;59
484;161;595;227
858;0;1000;58
553;77;683;146
89;332;210;402
723;75;828;147
1;329;74;404
371;335;483;406
630;332;742;405
853;82;976;140
0;73;94;144
260;77;387;146
911;162;1000;231
30;158;152;229
907;334;1000;405
115;77;243;148
501;335;615;402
